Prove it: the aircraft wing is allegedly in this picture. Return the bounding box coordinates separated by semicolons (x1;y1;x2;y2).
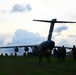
0;44;38;49
0;45;72;50
55;46;72;49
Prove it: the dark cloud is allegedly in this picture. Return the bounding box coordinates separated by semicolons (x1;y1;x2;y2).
11;4;32;12
55;25;68;33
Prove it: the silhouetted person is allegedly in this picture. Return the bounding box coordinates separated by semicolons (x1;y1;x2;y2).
53;48;57;58
5;53;8;58
23;52;26;58
72;45;76;60
62;45;66;61
14;47;19;52
29;52;33;56
1;53;3;57
46;48;52;63
32;47;38;57
57;47;62;62
38;50;43;63
27;52;32;57
10;53;13;57
15;53;17;58
27;52;30;57
57;46;66;62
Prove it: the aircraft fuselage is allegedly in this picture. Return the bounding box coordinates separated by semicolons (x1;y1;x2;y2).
38;40;55;51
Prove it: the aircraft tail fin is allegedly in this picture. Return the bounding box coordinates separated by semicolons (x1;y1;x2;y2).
33;18;76;41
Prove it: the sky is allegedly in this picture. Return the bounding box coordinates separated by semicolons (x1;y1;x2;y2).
0;0;76;54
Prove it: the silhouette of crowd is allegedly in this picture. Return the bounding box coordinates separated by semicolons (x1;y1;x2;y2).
0;45;76;63
53;45;66;62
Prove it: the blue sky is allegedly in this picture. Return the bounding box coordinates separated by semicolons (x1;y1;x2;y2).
0;0;76;54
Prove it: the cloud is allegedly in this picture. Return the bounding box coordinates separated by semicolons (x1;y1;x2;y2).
0;29;45;55
7;29;45;46
0;39;4;46
11;4;32;12
55;25;68;33
6;29;45;55
52;33;61;39
57;39;71;47
68;35;76;38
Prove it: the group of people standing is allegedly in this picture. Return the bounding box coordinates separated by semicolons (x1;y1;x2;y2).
53;45;66;62
38;45;76;63
38;48;52;63
53;45;76;61
0;45;76;63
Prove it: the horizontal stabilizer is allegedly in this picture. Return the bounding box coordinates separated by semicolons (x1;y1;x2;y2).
56;21;76;23
33;19;76;23
33;19;51;23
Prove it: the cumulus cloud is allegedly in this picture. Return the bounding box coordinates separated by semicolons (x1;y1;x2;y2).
11;4;32;12
0;29;46;55
6;29;46;55
55;25;68;33
7;29;45;45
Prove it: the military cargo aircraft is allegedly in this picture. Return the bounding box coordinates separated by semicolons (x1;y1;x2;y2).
0;18;76;52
